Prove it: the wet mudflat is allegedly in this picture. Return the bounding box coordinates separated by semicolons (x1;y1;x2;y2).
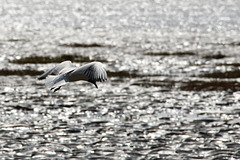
1;0;240;159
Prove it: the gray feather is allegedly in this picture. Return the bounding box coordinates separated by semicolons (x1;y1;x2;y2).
39;61;107;91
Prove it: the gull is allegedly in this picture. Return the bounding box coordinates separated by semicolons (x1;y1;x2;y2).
38;61;107;92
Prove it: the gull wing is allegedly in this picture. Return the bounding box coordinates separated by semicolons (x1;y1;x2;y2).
82;62;107;82
69;62;108;88
38;61;76;80
45;73;70;92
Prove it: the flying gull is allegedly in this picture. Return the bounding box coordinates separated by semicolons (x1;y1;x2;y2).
38;61;107;92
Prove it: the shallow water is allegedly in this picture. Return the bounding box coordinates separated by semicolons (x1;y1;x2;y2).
1;0;240;159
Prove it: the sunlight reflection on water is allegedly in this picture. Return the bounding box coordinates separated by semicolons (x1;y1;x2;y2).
0;0;240;159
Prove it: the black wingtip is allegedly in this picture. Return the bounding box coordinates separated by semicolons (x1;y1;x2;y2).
38;77;43;80
89;80;98;88
51;86;61;92
94;82;98;88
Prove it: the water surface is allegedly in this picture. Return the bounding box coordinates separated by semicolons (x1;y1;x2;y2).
1;0;240;159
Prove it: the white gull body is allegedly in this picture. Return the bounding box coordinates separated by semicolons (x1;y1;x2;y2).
38;61;107;92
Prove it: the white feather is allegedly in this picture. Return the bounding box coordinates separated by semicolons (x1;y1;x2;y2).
39;61;107;91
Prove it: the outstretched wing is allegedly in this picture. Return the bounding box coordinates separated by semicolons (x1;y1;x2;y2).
38;61;76;80
82;62;108;82
45;73;70;92
69;62;108;88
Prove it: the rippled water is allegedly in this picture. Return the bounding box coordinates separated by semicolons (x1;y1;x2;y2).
1;0;240;159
